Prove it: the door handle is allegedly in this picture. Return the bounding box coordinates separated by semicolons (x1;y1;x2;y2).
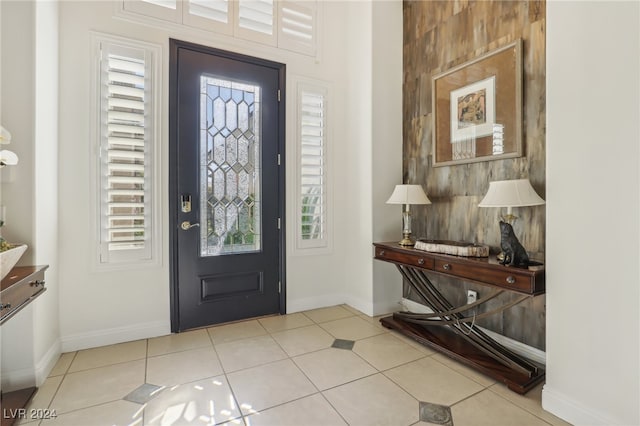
181;221;200;231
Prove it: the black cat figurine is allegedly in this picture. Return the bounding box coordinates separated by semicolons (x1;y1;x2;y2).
499;221;529;267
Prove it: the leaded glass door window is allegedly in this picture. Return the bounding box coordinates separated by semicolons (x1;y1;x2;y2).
200;76;261;256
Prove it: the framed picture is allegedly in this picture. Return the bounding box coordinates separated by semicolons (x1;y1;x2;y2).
432;40;522;167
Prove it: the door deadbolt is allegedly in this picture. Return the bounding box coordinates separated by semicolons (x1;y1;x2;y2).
181;221;200;231
181;194;192;213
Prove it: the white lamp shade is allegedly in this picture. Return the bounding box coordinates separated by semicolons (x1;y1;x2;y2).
478;179;545;208
0;150;18;166
386;184;431;205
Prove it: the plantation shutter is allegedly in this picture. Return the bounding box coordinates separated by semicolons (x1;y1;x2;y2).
124;0;182;22
99;42;154;263
184;0;233;34
236;0;276;45
299;88;326;246
278;1;316;56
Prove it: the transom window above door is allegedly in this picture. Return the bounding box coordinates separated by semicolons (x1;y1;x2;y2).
120;0;318;57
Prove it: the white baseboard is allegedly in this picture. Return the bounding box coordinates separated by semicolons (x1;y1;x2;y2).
61;320;170;353
34;338;61;386
286;294;347;314
400;298;546;365
542;384;619;425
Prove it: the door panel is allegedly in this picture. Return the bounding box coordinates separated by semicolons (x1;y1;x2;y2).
169;40;285;332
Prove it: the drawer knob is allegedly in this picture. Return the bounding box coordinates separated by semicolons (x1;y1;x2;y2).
0;303;11;311
443;263;451;270
506;276;516;284
379;250;385;257
417;258;425;265
30;280;45;288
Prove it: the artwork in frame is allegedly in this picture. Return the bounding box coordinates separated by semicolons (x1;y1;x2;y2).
432;39;523;167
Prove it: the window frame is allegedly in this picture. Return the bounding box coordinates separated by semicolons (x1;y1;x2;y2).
90;32;162;270
293;79;332;253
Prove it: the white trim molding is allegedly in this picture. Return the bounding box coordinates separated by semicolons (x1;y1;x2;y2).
542;384;620;426
61;320;170;353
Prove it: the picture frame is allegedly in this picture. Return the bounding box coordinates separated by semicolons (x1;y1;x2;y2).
432;39;523;167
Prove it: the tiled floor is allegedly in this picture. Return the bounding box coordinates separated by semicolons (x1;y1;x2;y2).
20;305;571;426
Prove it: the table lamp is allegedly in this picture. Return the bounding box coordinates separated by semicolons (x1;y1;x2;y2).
478;178;545;261
386;184;431;246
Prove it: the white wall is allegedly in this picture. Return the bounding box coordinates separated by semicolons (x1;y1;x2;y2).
544;1;640;425
371;0;402;314
343;0;374;314
0;0;60;390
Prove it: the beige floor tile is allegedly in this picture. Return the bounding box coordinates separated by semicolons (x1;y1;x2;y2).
144;376;242;425
430;353;496;387
215;335;287;372
147;329;212;357
319;316;386;341
293;347;377;390
227;359;317;415
357;313;393;331
384;357;484;406
15;376;64;425
42;400;143;426
24;375;63;411
451;388;550;426
51;359;145;414
146;347;223;386
258;313;314;333
208;320;267;345
342;304;366;316
391;332;437;355
245;393;347;426
302;305;354;323
489;382;572;426
323;373;419;426
270;325;334;356
48;352;76;377
353;333;426;371
67;340;147;373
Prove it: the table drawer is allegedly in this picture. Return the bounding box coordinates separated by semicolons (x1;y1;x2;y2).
434;259;534;293
375;247;434;270
1;268;47;324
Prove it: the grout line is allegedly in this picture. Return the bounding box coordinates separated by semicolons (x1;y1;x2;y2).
206;325;246;424
485;384;557;426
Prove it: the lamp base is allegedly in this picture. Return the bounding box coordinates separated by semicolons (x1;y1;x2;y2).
398;234;414;246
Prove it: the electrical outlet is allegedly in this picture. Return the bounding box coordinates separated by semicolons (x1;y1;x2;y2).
467;290;478;305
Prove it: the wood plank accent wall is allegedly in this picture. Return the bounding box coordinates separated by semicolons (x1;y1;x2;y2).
402;0;546;350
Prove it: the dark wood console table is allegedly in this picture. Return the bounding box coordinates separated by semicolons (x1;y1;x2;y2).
374;242;544;394
1;265;48;426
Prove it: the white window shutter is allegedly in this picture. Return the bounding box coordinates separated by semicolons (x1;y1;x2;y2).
278;1;317;56
123;0;183;22
297;84;328;249
183;0;234;35
97;38;158;265
235;0;277;46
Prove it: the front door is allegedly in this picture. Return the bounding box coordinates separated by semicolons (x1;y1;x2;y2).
169;40;285;332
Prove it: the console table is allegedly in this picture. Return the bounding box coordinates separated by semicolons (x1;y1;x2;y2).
1;265;48;426
374;242;544;394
